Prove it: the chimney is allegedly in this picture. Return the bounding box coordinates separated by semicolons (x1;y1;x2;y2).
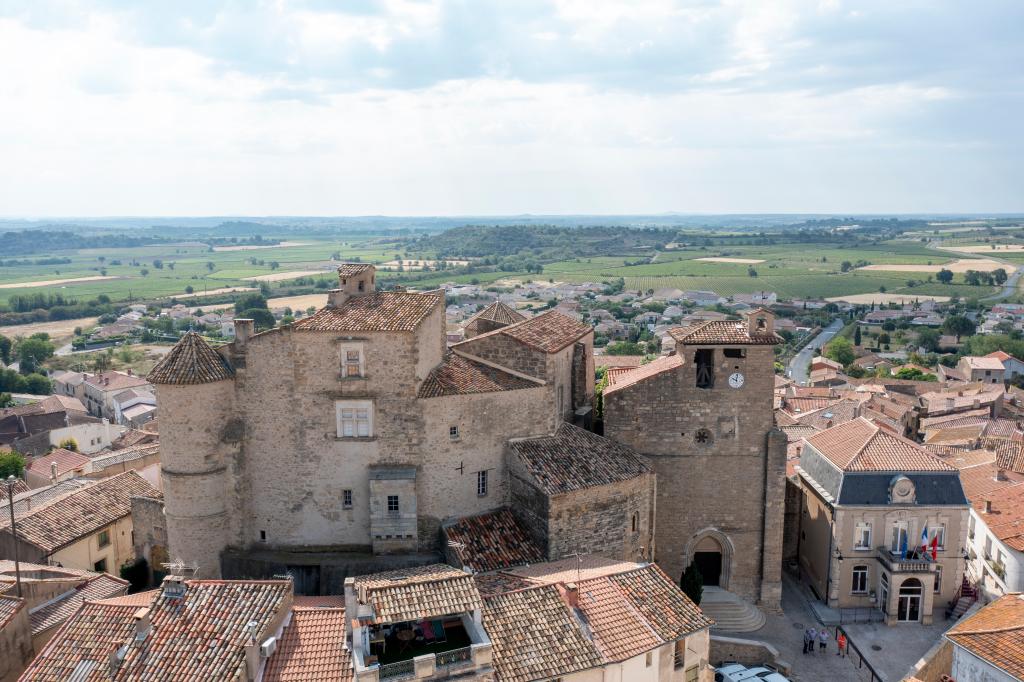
984;499;993;513
327;288;347;307
996;468;1007;482
133;607;152;642
561;582;580;610
234;319;254;348
50;461;58;485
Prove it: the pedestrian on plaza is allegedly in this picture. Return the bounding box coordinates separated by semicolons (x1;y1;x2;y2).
807;627;817;654
802;628;813;654
836;632;847;658
818;628;829;653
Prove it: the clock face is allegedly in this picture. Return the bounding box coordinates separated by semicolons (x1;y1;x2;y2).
729;372;745;388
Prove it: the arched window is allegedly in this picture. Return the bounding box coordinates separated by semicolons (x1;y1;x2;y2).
851;565;868;593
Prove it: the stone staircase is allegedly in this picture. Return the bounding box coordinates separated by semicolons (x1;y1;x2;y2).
700;587;767;633
949;596;974;619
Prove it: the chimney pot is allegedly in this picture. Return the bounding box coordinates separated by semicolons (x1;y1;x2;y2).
234;319;255;347
996;468;1007;481
984;499;993;513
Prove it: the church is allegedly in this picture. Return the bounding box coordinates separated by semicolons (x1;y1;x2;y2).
148;264;784;610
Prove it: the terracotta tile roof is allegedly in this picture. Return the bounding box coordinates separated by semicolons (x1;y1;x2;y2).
0;478;92;519
83;371;151;393
594;355;646;369
506;555;645;585
0;471;162;554
263;606;352;682
946;593;1024;678
418;353;540;398
25;448;91;479
293;291;441;332
147;331;234;385
510;423;650;495
336;263;375;278
353;564;482;624
575;576;661;661
90;443;160;469
18;600;138;681
604;354;683;393
968;478;1024;551
456;309;591;354
806;417;955;472
0;478;29;503
292;595;346;608
774;410;799;427
963;356;1006;370
783;396;839;414
986;350;1013;361
482;585;603;682
607;565;713;640
472;572;538;598
919;407;992;430
0;594;24;630
94;590;159;607
986;437;1024;474
110;429;157;450
787;386;836;398
923;424;986;445
21;579;293;682
793;399;862;430
668;320;782;345
444;508;545;573
466;301;526;327
29;574;128;636
780;424;821;442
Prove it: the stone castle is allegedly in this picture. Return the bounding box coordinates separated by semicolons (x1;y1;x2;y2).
149;264;784;609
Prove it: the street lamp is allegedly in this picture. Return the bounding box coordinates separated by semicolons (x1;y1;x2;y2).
6;475;22;598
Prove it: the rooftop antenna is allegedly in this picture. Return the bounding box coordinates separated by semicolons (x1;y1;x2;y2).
561;550;585;584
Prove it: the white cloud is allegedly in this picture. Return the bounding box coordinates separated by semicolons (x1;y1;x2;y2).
0;1;1020;215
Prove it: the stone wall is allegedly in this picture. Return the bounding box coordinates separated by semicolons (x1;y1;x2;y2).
603;344;779;604
454;333;549;380
131;495;168;587
0;599;32;682
710;636;790;675
547;472;656;562
782;478;802;566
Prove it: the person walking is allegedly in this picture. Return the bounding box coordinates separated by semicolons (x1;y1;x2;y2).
818;628;829;653
836;631;847;658
807;627;817;654
802;628;813;654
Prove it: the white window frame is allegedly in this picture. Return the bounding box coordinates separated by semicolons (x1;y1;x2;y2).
449;425;460;440
335;400;373;438
339;344;365;378
851;565;868;594
387;495;400;515
477;470;488;497
342;489;353;509
854;522;872;550
890;522;909;554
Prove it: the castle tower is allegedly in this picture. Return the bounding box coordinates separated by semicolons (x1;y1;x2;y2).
602;308;786;609
148;331;236;578
327;263;376;307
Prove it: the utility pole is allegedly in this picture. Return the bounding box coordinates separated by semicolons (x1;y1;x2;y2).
6;475;22;598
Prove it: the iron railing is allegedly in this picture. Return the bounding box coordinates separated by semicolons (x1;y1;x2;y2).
836;626;883;682
378;659;414;679
876;547;937;573
436;646;472;668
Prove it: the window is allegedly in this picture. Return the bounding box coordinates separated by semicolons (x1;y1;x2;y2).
890;522;909;553
645;652;653;667
343;490;353;509
968;515;976;539
477;471;488;497
695;349;714;388
852;565;868;593
387;495;400;514
358;280;365;292
558;385;565;413
934;565;942;594
694;428;713;446
97;529;111;548
984;535;993;559
723;348;745;359
93;558;107;573
342;349;363;378
259;530;266;541
449;425;460;440
855;523;872;550
930;525;945;550
632;512;639;533
336;401;373;438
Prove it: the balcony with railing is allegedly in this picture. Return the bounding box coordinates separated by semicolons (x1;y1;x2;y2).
876;546;939;573
353;613;492;681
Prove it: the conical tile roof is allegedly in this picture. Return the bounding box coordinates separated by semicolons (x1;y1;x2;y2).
148;331;234;385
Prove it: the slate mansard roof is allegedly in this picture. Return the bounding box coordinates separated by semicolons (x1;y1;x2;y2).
510;422;651;495
147;331;234;385
293;291;442;332
418;353;541;398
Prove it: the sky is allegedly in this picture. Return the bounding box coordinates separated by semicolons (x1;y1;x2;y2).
0;0;1021;216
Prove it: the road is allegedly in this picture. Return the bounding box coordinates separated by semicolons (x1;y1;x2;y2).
927;241;1021;301
787;319;845;386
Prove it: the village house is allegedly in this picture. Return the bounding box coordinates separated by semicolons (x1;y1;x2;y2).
944;592;1024;682
794;418;969;625
80;371;153;421
23;448;90;489
0;471;161;574
986;349;1024;379
958;355;1007;385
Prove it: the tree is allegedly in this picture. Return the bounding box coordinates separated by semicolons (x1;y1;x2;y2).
269;261;280;271
747;266;758;277
994;268;1008;285
894;367;937;381
185;285;194;294
878;332;891;346
824;336;856;367
241;308;276;331
943;315;976;342
854;326;862;346
59;437;79;451
840;261;853;273
0;392;13;408
16;335;55;374
605;341;645;356
140;268;149;277
0;451;26;478
936;269;954;284
234;293;269;315
152;259;163;269
0;335;11;365
881;321;896;332
917;327;941;352
206;261;215;272
681;562;704;606
24;373;52;395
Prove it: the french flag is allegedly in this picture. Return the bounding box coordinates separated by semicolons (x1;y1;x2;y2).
920;524;929;556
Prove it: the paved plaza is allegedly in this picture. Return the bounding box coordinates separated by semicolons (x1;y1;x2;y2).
731;575;954;681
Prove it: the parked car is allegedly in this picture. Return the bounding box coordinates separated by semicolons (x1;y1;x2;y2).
716;664;790;682
715;664;748;682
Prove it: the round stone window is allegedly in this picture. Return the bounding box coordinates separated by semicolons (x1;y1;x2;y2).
694;428;713;446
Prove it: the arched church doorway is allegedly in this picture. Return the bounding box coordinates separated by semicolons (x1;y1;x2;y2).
692;536;724;587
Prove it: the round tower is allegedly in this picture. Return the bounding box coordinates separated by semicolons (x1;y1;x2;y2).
148;331;236;578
